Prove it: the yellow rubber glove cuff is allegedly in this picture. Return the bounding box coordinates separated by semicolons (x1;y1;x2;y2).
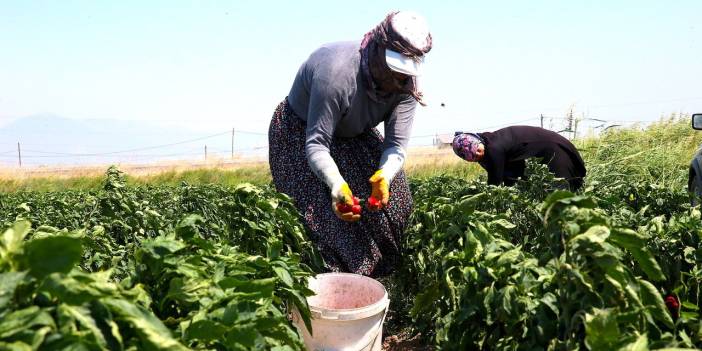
369;169;390;206
337;182;354;205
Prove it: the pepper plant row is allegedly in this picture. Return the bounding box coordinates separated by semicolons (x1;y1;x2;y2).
397;162;702;350
0;167;320;350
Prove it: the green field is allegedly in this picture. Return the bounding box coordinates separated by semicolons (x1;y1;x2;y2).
1;115;702;350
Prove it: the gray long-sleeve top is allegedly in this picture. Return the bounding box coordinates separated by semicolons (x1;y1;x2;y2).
287;41;416;188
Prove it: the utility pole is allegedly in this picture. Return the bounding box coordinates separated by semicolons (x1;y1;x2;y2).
231;128;235;159
567;108;574;131
204;145;208;161
566;107;575;140
540;114;544;128
17;142;21;167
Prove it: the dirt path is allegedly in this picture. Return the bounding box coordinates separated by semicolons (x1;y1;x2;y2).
383;332;433;350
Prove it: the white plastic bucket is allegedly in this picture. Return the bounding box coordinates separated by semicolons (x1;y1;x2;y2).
291;273;390;351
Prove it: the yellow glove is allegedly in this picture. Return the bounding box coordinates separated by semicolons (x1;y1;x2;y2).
368;169;389;210
331;182;360;222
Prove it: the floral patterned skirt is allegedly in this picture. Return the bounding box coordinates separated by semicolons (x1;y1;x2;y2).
268;99;412;277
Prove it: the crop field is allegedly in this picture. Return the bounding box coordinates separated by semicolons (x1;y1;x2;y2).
1;116;702;350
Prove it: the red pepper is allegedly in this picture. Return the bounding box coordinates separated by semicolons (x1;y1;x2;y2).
664;294;680;320
337;197;361;214
336;202;350;213
367;196;381;211
352;205;362;215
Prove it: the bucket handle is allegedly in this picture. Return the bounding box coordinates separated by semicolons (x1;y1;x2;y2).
353;302;389;351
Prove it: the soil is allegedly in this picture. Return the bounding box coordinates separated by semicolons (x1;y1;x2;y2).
383;331;433;351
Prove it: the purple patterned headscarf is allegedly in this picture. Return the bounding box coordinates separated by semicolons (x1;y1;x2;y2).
452;133;484;162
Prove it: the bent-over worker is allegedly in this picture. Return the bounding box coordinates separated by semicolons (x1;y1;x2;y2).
452;126;586;190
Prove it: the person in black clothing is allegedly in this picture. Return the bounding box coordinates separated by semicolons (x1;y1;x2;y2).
451;126;587;190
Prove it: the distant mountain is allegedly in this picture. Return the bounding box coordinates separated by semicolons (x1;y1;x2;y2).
0;114;266;166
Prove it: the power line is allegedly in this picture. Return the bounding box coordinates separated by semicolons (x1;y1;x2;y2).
0;147;267;160
463;117;541;132
509;97;702;115
18;130;231;157
20;149;90;156
235;130;267;136
587;96;702;110
0;129;267;153
21;144;210;156
18;150;223;159
1;112;692;165
84;130;231;155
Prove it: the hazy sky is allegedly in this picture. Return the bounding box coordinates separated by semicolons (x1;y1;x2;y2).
1;0;701;139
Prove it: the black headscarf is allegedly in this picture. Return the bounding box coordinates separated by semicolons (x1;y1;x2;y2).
360;12;433;106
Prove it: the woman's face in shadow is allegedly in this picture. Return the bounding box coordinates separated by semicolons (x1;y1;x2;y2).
376;68;409;92
369;47;410;93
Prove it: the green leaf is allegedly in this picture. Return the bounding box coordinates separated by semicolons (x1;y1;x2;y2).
619;333;648;351
457;193;486;214
0;220;31;259
272;266;294;288
571;225;610;246
411;283;440;317
224;326;258;349
0;306;55;339
57;304;108;348
22;236;82;279
0;272;27;312
40;273;112;305
567;266;594;290
484;284;496;325
139;237;186;260
184;320;227;343
681;301;699;311
608;228;646;248
175;214;205;241
219;277;276;299
540;292;559;316
541;190;576;212
288;288;313;336
638;279;674;329
496;248;522;268
489;219;516;231
0;341;32;351
102;298;188;351
497;285;518;320
542;192;596;224
610;229;665;281
584;309;620;350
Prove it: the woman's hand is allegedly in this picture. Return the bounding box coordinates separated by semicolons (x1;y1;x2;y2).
368;169;389;211
331;182;361;222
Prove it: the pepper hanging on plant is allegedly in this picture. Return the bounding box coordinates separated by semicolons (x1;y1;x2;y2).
664;294;680;320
